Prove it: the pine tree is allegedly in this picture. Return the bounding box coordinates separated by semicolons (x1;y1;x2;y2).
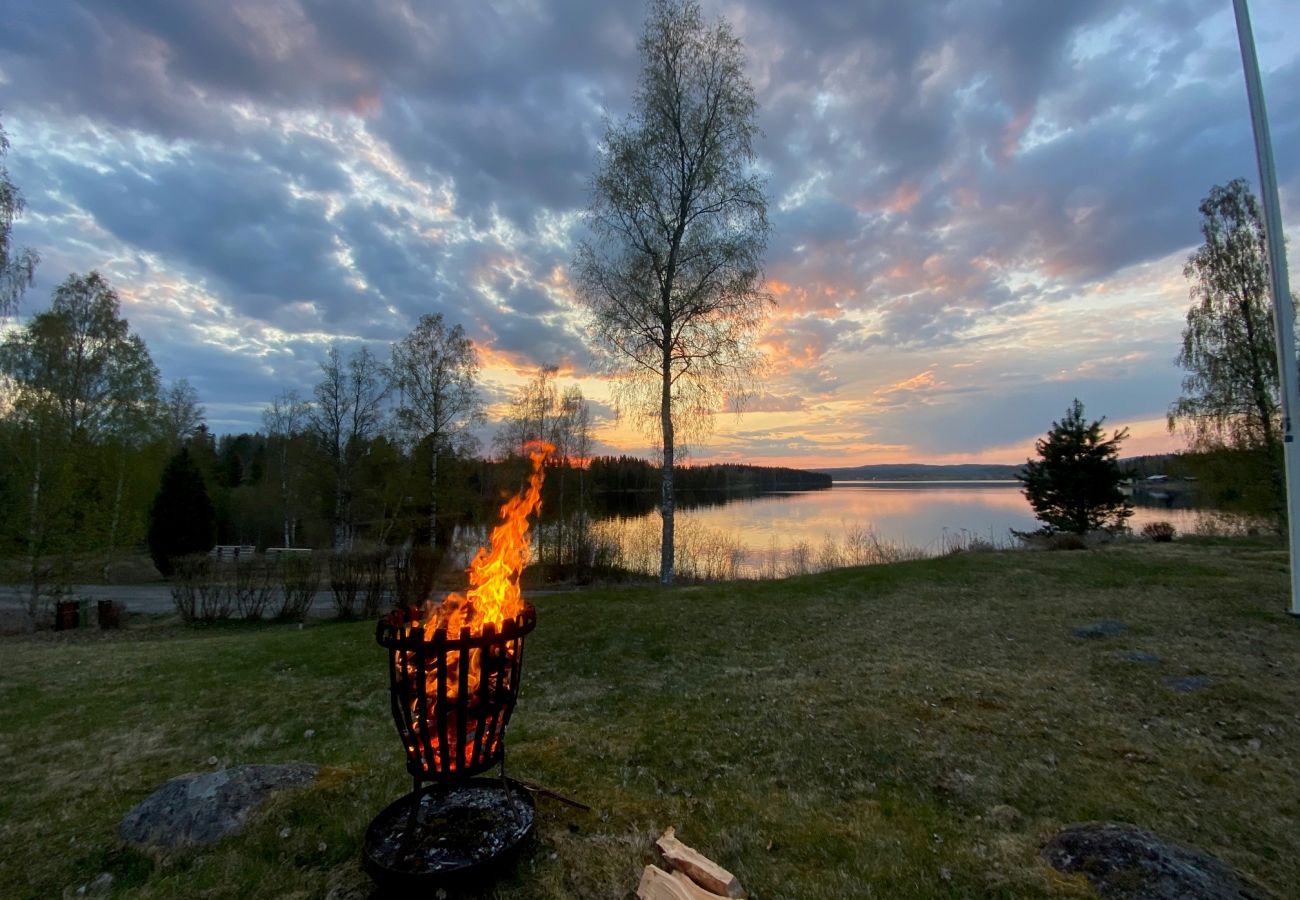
147;448;216;576
1019;399;1132;535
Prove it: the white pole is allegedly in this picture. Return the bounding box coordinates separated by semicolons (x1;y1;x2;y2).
1232;0;1300;616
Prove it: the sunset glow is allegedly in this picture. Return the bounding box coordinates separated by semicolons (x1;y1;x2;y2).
0;1;1296;468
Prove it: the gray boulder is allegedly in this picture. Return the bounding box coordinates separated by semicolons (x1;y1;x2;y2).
1042;822;1274;899
121;763;318;849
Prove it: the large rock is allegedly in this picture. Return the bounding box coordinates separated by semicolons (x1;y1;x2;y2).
1042;822;1275;899
121;763;318;849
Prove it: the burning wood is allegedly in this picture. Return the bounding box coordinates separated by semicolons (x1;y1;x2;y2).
637;828;747;900
417;440;554;642
377;442;552;780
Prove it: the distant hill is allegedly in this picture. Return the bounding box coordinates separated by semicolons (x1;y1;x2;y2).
816;455;1188;482
812;463;1023;481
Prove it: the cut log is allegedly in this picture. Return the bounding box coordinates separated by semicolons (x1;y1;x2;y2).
656;827;747;898
637;865;727;900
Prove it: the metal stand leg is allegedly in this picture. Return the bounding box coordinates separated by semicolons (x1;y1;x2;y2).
499;746;522;824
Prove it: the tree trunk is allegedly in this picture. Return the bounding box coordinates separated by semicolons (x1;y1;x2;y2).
104;452;125;582
280;440;292;547
27;432;43;620
333;462;349;551
1240;293;1284;522
659;355;675;585
429;444;440;549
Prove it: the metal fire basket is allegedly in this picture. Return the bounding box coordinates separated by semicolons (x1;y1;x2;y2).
376;604;537;785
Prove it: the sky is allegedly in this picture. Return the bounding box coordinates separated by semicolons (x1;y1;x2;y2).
1;0;1297;468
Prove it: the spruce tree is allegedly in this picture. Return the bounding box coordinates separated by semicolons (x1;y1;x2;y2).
1019;399;1132;535
148;447;215;576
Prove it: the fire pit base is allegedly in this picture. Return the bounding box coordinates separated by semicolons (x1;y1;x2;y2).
362;777;535;893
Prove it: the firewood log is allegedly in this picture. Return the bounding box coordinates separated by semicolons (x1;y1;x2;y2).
655;827;747;898
637;864;727;899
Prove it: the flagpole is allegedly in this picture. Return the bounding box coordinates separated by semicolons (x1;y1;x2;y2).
1232;0;1300;615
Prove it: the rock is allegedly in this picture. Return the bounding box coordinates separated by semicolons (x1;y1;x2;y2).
1163;675;1213;693
1074;620;1127;639
1119;651;1161;665
121;763;318;850
1042;822;1275;899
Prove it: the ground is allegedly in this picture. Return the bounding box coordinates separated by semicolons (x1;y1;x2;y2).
0;537;1296;899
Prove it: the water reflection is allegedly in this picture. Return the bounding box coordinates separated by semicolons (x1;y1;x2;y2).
630;481;1230;572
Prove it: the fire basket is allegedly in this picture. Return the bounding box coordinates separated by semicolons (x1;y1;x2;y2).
376;604;536;782
364;442;552;891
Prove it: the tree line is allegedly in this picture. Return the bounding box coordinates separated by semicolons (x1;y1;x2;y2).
1018;177;1294;537
3;1;780;590
0;270;827;596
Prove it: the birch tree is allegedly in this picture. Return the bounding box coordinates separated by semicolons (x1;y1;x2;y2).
1;117;38;315
0;271;159;610
574;0;770;584
388;314;483;548
1168;179;1289;518
262;388;311;547
309;345;387;550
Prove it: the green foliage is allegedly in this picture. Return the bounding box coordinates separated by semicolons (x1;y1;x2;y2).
147;448;216;576
1170;180;1278;451
0;272;164;594
1019;399;1132;534
1169;180;1285;523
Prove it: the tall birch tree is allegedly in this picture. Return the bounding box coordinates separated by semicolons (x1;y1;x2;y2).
575;0;771;584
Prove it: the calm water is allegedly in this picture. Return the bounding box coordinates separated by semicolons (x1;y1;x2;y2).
615;481;1225;575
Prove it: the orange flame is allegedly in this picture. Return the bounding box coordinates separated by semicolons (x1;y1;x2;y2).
390;442;553;774
420;440;553;640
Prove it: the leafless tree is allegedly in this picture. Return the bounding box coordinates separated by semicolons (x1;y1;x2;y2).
262;389;311;547
388;314;482;548
159;378;204;449
310;345;388;550
493;365;560;460
574;0;770;584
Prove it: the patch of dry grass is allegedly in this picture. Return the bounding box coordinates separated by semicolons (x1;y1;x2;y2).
1;537;1298;898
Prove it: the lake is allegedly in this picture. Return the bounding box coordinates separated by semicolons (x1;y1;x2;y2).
594;481;1240;578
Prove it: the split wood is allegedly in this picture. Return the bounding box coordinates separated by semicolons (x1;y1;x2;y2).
638;865;726;900
636;827;747;899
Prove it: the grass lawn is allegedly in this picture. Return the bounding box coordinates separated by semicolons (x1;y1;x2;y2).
2;537;1298;898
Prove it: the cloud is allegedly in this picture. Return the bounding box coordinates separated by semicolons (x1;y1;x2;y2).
1;0;1297;465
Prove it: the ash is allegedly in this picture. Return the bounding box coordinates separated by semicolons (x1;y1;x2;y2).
367;782;533;875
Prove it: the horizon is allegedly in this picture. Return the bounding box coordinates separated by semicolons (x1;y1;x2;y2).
1;1;1296;469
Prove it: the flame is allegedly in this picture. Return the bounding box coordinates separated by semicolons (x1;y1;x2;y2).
421;440;553;639
388;441;552;774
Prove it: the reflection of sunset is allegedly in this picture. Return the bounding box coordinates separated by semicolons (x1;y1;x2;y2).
662;484;1211;562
